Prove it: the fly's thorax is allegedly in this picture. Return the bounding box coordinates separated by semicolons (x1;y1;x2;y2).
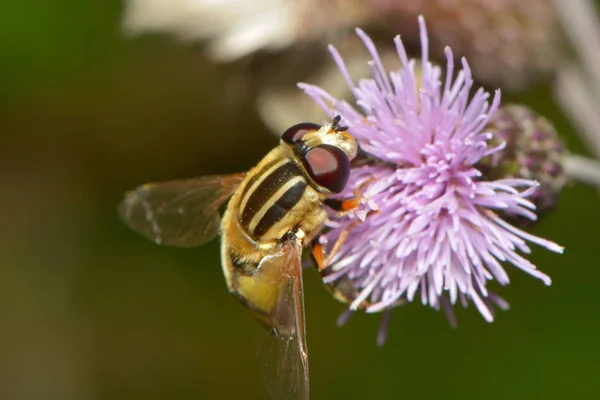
228;144;325;245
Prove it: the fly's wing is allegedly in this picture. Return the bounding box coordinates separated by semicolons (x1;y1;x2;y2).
118;173;245;247
256;242;309;400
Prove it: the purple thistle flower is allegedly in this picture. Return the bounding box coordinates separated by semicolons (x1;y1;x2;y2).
299;16;563;332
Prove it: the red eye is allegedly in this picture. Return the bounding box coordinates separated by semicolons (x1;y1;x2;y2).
302;145;350;193
281;122;321;144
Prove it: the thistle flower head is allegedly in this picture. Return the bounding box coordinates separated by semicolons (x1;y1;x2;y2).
299;17;563;328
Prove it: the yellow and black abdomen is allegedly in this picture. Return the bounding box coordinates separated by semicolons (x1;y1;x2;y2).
219;145;328;322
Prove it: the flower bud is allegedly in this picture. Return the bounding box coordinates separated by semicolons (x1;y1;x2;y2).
479;104;568;222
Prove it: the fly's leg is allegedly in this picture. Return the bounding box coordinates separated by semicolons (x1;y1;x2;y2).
312;178;378;272
323;176;376;215
310;219;364;272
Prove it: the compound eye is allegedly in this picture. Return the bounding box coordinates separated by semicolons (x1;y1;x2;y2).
281;122;321;144
302;145;350;193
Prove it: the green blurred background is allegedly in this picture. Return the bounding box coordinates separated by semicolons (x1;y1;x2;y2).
1;1;599;399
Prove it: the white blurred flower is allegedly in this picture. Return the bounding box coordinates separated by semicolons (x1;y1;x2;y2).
122;0;370;61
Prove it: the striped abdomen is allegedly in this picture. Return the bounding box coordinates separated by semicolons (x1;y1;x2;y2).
237;156;310;241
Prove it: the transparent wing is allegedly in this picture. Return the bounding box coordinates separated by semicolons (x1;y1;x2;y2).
257;242;309;400
118;173;245;247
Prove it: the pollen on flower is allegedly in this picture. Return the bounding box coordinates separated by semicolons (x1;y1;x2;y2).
299;16;563;340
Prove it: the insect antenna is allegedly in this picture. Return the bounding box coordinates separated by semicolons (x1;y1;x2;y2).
332;114;349;132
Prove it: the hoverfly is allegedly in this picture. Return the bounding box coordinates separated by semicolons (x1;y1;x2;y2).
119;116;383;400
